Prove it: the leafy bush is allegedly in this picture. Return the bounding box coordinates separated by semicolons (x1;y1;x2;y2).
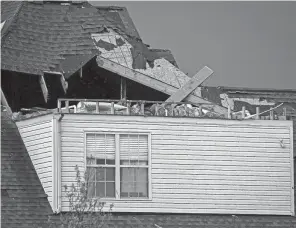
48;165;113;228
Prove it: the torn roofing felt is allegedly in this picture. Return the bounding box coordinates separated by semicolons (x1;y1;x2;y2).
0;1;203;99
1;112;52;228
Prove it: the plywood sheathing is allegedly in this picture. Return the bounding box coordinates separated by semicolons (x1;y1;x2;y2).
91;28;204;97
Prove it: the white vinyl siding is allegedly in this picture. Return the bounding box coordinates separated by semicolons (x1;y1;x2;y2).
16;114;53;209
60;114;294;215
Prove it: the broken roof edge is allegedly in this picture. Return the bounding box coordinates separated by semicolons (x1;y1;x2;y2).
149;48;179;68
218;86;296;93
12;110;56;123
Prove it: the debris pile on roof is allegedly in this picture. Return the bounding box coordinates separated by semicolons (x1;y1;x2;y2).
12;108;56;122
131;103;225;119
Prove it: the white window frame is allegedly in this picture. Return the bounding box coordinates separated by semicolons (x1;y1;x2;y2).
84;130;152;201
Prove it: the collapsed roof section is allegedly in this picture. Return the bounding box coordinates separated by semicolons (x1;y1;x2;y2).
1;1;180;80
1;1;229;117
200;86;296;118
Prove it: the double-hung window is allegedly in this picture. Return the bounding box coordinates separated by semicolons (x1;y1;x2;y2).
85;132;150;199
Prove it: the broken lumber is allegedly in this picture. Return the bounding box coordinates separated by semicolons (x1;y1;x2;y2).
1;87;12;114
166;66;213;104
96;56;228;116
39;75;48;103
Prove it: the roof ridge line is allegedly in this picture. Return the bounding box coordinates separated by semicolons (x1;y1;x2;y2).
1;1;25;43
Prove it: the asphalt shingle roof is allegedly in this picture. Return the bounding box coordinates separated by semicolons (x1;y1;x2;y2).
1;1;177;78
1;112;52;228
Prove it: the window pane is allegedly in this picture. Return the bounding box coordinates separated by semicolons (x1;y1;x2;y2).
120;167;135;182
120;182;133;197
106;168;115;181
106;159;115;165
136;182;148;197
96;168;105;181
86;134;115;162
120;167;148;198
106;182;115;197
96;182;105;197
120;134;148;165
136;168;148;182
87;182;95;198
96;159;105;165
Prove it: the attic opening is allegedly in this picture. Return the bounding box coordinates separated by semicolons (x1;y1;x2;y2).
1;70;45;112
65;57;168;105
1;57;169;112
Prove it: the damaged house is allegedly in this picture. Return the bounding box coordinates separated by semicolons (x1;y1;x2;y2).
1;1;296;227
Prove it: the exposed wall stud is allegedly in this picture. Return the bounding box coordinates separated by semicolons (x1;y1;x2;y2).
141;102;145;116
96;102;99;113
242;106;246;119
256;107;260;120
126;102;130;115
57;100;61;112
65;101;69;113
111;102;115;114
227;106;231;119
283;107;287;120
270;110;274;120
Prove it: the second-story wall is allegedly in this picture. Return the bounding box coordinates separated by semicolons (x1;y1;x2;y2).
16;114;54;209
59;114;294;216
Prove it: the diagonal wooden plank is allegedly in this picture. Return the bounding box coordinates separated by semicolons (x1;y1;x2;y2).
96;56;228;116
43;71;68;94
166;66;213;103
39;75;48;103
1;87;12;114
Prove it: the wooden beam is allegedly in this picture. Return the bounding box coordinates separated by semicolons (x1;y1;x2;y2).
1;87;12;114
79;68;83;78
43;71;68;94
165;66;213;103
39;75;48;103
120;77;127;100
96;57;228;116
59;74;68;94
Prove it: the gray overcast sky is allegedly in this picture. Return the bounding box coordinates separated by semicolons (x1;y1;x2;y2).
93;1;296;90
